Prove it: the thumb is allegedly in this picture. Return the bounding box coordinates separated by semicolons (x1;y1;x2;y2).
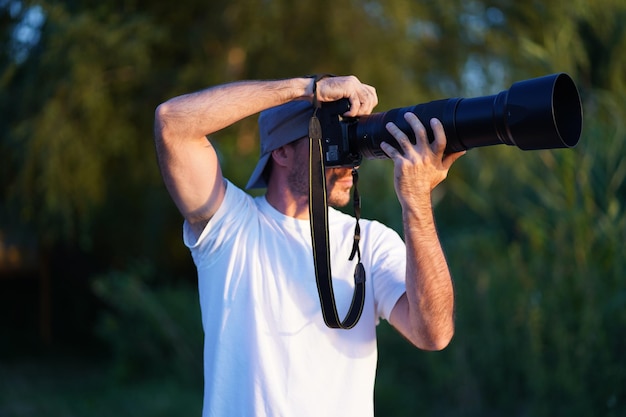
442;150;466;170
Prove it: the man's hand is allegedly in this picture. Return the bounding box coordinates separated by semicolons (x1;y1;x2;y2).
315;75;378;117
380;112;465;207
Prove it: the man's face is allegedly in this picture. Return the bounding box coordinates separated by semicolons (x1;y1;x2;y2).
286;138;354;208
325;167;354;207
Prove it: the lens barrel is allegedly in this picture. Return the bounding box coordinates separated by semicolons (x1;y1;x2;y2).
353;73;583;158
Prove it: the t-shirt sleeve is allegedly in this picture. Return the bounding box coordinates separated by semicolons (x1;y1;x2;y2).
366;221;407;322
182;180;255;270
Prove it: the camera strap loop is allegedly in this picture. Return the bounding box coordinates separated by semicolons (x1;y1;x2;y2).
308;106;365;330
349;168;366;292
349;168;362;262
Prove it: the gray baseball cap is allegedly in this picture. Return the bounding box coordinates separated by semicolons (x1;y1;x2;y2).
246;100;314;189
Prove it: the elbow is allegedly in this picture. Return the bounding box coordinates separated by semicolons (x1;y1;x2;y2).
423;331;454;352
154;102;176;142
154;102;170;131
155;100;173;119
415;323;455;352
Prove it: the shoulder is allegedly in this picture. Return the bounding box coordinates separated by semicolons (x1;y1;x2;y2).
184;180;258;246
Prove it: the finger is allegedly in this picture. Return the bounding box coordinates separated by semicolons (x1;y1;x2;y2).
402;112;429;151
345;92;362;116
340;82;377;116
430;118;447;156
379;140;401;159
356;85;378;115
385;121;414;154
344;90;375;116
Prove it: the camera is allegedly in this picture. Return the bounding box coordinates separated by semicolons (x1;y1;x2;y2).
316;73;583;167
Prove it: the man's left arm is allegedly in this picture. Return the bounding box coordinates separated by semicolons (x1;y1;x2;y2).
382;113;464;351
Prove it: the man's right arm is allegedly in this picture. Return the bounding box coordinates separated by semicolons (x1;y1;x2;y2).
153;78;313;236
153;75;378;236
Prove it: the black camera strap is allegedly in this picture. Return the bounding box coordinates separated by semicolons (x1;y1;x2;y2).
308;90;366;329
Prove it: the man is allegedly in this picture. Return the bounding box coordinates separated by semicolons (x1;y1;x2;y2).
154;74;465;417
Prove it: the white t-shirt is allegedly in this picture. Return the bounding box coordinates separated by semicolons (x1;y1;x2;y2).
184;180;407;417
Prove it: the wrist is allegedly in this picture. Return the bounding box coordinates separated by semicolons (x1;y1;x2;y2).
304;74;336;104
297;76;315;100
279;74;335;103
400;196;435;226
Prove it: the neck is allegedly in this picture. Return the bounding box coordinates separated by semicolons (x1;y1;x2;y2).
265;181;310;220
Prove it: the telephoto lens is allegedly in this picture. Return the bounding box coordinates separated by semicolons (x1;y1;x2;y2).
328;73;583;164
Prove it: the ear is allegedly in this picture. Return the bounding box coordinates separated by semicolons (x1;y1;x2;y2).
270;145;292;168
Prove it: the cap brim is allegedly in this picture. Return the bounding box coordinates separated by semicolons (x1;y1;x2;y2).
245;152;272;190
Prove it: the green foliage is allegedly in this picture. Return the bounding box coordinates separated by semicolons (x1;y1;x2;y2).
92;264;203;384
0;357;202;416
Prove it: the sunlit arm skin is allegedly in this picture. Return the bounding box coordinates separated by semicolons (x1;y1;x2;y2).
153;76;377;237
384;113;465;351
154;78;311;237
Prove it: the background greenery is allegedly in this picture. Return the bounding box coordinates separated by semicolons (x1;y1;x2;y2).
1;0;625;415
